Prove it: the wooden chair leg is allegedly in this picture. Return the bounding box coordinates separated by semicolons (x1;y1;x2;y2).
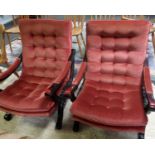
6;33;13;53
80;33;86;48
76;35;83;56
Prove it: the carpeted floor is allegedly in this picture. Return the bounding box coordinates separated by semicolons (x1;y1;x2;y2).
0;129;29;139
0;27;155;139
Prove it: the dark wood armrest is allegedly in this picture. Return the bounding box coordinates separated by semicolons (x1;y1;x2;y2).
143;66;155;109
63;62;86;96
45;62;71;98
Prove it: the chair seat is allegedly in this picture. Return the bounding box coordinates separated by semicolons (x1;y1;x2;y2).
72;27;82;36
5;26;20;34
71;80;148;127
0;74;55;115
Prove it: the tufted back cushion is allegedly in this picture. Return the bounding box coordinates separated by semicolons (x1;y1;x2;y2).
86;20;150;86
19;19;72;79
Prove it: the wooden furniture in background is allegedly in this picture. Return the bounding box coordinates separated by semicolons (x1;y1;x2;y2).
90;15;116;20
121;15;146;20
0;24;19;77
0;25;7;65
5;15;30;53
65;15;85;56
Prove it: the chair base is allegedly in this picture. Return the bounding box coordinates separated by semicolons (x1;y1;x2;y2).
4;113;13;121
55;97;66;130
73;121;80;132
55;121;62;130
138;133;145;139
71;93;76;102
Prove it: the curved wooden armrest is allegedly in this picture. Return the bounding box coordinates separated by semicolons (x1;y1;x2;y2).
53;62;71;84
144;66;153;94
0;57;21;81
63;62;86;95
45;62;71;98
143;66;155;109
147;94;155;109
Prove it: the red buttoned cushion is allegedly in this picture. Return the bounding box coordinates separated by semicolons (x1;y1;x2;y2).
20;19;72;79
71;20;150;127
0;20;72;115
0;75;55;114
86;20;150;86
71;80;147;126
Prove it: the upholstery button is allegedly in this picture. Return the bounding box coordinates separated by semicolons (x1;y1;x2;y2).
30;33;34;37
101;47;104;50
53;46;56;49
32;45;36;48
53;34;56;38
128;31;135;38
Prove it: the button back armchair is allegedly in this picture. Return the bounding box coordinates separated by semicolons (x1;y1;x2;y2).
62;20;155;139
0;19;73;122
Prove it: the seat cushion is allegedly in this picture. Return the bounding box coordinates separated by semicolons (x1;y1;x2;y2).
0;74;55;114
71;80;148;127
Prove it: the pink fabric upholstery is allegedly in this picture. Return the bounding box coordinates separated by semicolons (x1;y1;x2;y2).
0;19;72;116
86;20;149;86
71;20;150;131
71;81;147;126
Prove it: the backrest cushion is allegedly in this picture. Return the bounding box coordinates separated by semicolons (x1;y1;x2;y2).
86;20;150;86
19;19;72;79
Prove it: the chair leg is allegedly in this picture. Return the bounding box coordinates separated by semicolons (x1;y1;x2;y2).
73;121;80;132
76;35;83;56
144;105;150;113
70;93;76;102
4;113;13;121
80;33;86;48
138;132;145;139
55;97;65;130
6;33;13;53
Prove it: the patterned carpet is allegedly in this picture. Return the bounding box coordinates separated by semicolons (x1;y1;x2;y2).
0;29;155;138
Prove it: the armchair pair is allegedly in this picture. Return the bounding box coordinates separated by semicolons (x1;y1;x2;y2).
0;19;154;139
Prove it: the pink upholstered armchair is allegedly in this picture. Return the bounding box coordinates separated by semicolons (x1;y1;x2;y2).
0;19;74;126
62;20;155;139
